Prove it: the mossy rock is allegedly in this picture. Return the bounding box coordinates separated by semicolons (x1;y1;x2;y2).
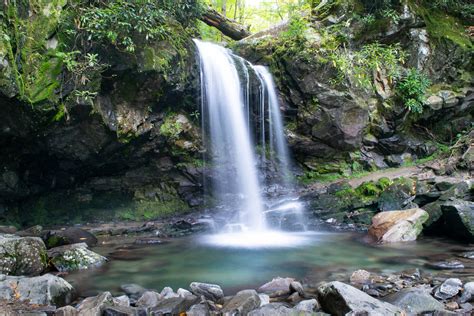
0;235;48;276
47;243;107;272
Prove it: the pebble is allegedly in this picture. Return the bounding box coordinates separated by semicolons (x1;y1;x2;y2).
350;269;371;284
434;278;463;300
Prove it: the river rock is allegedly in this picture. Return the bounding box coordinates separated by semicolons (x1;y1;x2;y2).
295;299;319;313
289;281;305;297
78;292;115;315
377;178;416;211
317;281;403;315
187;303;211;316
103;305;147;316
384;286;445;314
120;284;147;300
248;303;295;316
368;208;428;243
0;234;47;276
177;288;193;298
441;200;474;240
0;226;17;234
55;306;78;316
114;295;130;307
45;227;97;248
160;286;179;299
47;243;107;272
350;269;371;284
258;294;270;306
258;277;294;296
136;291;161;308
426;260;465;270
16;225;43;237
460;282;474;303
149;295;199;315
434;278;463;300
0;274;74;306
189;282;224;301
222;289;261;315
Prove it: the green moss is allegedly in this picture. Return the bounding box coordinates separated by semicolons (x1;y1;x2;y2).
118;199;190;221
160;113;184;140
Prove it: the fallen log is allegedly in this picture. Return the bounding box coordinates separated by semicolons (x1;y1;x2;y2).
200;8;251;40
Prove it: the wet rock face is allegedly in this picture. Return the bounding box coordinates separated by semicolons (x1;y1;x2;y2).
0;234;47;276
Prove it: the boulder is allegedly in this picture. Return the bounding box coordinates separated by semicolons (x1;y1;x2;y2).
55;306;78;316
120;284;146;300
221;289;261;315
45;228;98;248
317;281;403;316
441;200;474;241
77;292;114;315
103;306;147;316
187;303;211;316
258;277;294;296
368;208;429;243
0;274;74;306
434;278;463;300
47;243;107;272
150;295;199;315
377;178;416;211
0;234;47;276
248;303;296;316
136;291;161;308
189;282;224;301
384;286;445;314
160;286;179;299
294;299;319;313
460;282;474;303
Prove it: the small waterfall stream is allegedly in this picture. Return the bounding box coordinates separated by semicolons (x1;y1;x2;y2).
194;40;306;245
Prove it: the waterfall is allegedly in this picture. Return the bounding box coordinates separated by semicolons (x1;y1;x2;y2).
194;40;303;239
194;39;266;231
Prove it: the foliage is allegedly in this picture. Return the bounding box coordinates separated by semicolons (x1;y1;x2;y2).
78;0;202;53
397;68;431;114
330;42;406;89
160;114;184;140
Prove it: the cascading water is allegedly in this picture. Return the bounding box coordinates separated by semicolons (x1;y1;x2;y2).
194;39;309;247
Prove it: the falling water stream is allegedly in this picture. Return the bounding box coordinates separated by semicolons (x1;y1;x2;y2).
194;40;306;247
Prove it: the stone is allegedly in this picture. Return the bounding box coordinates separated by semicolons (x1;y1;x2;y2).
368;208;429;243
248;303;295;316
426;95;444;110
47;243;107;272
54;306;78;316
461;251;474;259
136;291;161;308
441;200;474;241
350;269;371;284
289;281;305;297
0;234;47;276
445;301;459;310
258;294;270;306
77;292;114;315
187;303;211;316
258;277;294;296
460;282;474;303
189;282;224;301
222;289;261;315
103;306;147;316
426;260;465;270
46;228;97;248
160;286;178;299
434;278;463;300
113;295;130;307
0;226;17;234
384;286;445;314
317;281;403;316
16;225;43;237
0;274;74;306
177;288;193;298
120;284;146;300
377;178;416;211
150;295;199;315
295;299;319;313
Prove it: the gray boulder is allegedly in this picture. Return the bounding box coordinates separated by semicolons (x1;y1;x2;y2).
120;284;146;300
221;289;261;315
295;299;320;313
384;287;445;314
55;306;78;316
150;295;199;315
189;282;224;301
248;303;296;316
78;292;114;315
0;234;47;276
0;274;74;306
434;278;463;300
47;243;107;272
103;306;147;316
258;277;294;296
45;227;98;248
187;303;211;316
136;291;161;308
317;281;404;315
461;282;474;303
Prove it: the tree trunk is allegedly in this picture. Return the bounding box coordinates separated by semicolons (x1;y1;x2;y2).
200;7;251;40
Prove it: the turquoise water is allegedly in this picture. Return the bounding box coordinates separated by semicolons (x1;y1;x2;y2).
65;232;473;297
